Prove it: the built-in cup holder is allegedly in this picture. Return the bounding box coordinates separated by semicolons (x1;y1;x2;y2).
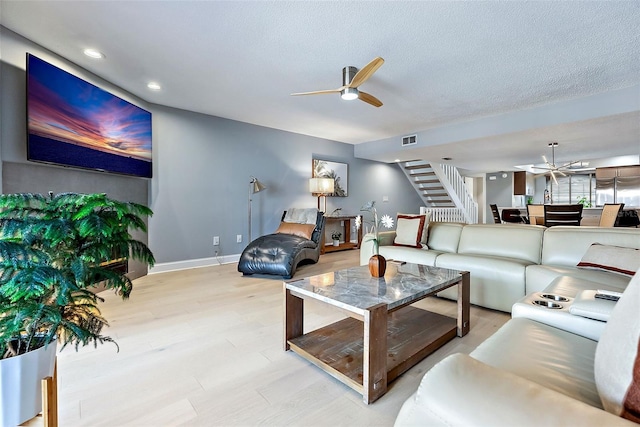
533;300;563;309
540;293;569;302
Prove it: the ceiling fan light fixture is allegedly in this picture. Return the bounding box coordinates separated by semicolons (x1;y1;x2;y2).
340;87;359;101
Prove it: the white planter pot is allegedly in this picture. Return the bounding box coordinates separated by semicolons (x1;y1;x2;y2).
0;341;57;427
333;239;340;246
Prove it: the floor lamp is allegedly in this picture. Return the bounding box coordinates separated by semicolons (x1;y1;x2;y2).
249;176;266;243
309;177;334;213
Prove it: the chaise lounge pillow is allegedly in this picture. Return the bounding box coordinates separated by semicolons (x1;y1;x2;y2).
275;222;315;240
283;208;318;225
394;214;426;248
577;243;640;276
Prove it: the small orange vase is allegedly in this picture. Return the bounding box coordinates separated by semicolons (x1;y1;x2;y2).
368;254;387;277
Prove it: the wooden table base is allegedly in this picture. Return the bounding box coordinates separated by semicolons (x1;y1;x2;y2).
284;271;470;404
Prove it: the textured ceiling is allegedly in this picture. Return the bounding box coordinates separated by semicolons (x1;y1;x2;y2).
1;1;639;172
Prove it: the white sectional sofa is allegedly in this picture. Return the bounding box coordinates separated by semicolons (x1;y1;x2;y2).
360;223;640;312
372;221;640;425
394;268;640;427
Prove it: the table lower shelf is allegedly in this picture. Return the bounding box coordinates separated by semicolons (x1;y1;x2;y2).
322;242;359;254
287;306;457;394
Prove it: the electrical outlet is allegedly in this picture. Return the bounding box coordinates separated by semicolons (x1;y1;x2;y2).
236;234;242;243
213;236;220;246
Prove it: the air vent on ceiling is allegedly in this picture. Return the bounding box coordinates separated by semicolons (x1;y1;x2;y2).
402;134;417;146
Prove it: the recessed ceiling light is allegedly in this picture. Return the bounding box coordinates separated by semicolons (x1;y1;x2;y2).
394;159;401;162
147;82;162;91
83;49;105;59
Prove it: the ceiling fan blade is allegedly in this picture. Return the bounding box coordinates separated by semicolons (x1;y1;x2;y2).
291;87;344;96
550;170;558;185
358;91;383;107
348;57;384;88
559;160;581;169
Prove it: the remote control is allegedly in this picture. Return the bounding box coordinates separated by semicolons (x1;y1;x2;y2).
596;289;623;298
595;293;619;301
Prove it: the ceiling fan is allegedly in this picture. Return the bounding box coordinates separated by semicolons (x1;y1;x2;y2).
532;142;582;184
291;57;384;107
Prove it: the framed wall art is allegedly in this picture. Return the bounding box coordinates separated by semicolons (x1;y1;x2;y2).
313;159;348;197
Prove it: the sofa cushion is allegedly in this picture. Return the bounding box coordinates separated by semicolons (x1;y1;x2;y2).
471;317;601;408
378;245;442;267
394;215;425;248
425;222;464;253
541;226;640;267
436;253;532;312
577;243;640;277
541;275;626;299
395;353;633;427
526;264;631;295
595;270;640;421
456;224;544;264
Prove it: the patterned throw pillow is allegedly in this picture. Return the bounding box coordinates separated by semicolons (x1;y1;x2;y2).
397;212;430;246
393;215;426;248
577;243;640;276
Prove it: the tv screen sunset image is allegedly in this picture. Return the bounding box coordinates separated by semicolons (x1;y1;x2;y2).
27;54;152;178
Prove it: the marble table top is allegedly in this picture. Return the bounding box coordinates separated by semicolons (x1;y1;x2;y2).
285;263;463;314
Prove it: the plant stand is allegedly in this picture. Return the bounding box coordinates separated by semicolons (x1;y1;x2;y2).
41;358;58;427
19;358;58;427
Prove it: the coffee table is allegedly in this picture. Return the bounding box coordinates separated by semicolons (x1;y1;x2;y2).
284;262;469;403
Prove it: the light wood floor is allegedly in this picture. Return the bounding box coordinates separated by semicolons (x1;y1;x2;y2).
30;250;509;426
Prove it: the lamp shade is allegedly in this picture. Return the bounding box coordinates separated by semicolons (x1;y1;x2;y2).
251;177;266;194
309;177;334;194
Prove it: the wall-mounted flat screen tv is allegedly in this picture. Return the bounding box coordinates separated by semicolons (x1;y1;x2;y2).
26;54;152;178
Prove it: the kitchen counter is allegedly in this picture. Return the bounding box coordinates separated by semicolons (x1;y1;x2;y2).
498;206;639;226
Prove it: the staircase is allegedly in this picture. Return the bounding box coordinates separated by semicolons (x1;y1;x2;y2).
401;160;478;224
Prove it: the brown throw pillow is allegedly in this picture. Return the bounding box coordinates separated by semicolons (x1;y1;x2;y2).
275;222;315;240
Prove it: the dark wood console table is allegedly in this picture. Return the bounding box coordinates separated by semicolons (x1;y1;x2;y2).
321;215;363;254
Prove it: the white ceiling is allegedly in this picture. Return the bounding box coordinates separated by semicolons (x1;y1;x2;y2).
1;1;639;173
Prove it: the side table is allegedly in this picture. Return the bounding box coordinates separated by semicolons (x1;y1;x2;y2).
321;215;363;254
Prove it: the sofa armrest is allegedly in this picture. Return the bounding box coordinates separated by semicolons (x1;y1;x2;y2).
569;290;617;322
360;231;397;265
395;353;635;427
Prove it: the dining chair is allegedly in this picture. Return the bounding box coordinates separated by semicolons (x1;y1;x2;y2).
599;203;624;227
501;208;526;223
490;204;502;224
544;204;584;227
526;204;545;225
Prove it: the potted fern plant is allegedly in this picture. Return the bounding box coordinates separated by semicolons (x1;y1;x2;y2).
0;192;155;426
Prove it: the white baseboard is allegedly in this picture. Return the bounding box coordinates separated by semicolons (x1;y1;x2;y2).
149;253;240;274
